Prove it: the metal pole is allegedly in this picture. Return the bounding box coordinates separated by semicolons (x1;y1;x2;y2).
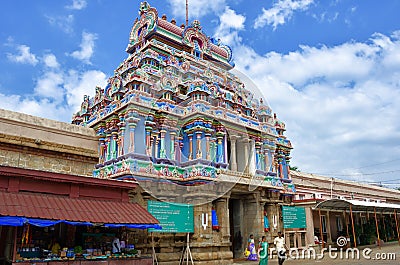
187;233;189;265
381;212;387;242
185;0;189;26
394;209;400;246
343;210;349;240
318;208;324;248
12;226;17;263
152;232;154;265
374;207;381;249
349;204;357;248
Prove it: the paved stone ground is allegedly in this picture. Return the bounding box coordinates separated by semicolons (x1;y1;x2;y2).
232;242;400;265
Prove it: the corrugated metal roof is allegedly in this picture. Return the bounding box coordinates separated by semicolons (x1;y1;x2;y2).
314;198;400;213
0;191;159;224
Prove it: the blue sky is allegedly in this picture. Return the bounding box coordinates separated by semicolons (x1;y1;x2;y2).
1;0;400;188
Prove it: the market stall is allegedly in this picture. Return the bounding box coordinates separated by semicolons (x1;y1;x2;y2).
0;191;161;265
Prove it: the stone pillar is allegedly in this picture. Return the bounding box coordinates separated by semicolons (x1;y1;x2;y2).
159;129;166;158
154;134;159;158
215;197;230;242
230;137;237;171
126;117;139;153
105;130;112;161
95;124;106;164
188;134;193;160
149;133;155;157
255;140;261;170
205;133;211;160
249;139;256;174
264;148;270;172
99;137;106;164
145;127;152;156
244;193;264;241
305;207;315;246
286;157;291;180
217;136;223;163
259;148;264;171
118;123;125;156
243;140;249;173
210;138;216;162
170;131;176;160
177;135;183;162
196;131;202;159
224;134;228;163
111;132;118;159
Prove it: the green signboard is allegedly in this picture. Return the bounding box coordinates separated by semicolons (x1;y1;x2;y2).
282;206;306;229
147;201;194;233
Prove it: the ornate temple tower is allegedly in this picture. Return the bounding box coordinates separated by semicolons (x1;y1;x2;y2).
73;2;295;264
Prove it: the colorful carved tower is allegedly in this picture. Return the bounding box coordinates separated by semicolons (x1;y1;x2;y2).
72;1;295;263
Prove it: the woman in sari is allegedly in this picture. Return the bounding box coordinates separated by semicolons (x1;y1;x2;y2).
258;236;268;265
247;234;258;261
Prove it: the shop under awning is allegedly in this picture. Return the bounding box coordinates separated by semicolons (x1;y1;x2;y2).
0;191;161;229
314;198;400;248
314;198;400;212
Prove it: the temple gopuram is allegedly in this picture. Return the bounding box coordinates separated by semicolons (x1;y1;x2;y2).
72;2;294;264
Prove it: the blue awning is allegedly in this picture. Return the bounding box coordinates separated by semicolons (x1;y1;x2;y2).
0;216;162;230
0;216;92;227
0;216;25;226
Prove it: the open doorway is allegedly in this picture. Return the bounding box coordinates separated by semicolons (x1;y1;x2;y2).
229;199;243;259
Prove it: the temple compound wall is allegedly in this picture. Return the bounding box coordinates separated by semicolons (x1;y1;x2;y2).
0;109;98;176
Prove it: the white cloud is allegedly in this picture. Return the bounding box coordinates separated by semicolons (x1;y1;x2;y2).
64;70;108;113
0;68;107;122
46;14;75;34
66;0;87;10
7;45;39;65
69;31;97;64
167;0;226;20
43;53;60;68
254;0;314;30
0;93;70;121
1;51;107;122
231;31;400;179
46;14;74;34
34;72;64;103
214;7;246;46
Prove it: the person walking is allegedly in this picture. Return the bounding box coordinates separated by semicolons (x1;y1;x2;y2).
274;232;287;265
258;236;268;265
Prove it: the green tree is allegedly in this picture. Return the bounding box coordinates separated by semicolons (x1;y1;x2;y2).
289;166;300;172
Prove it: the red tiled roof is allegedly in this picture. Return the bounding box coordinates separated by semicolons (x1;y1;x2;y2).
210;43;228;58
157;18;183;36
0;191;158;225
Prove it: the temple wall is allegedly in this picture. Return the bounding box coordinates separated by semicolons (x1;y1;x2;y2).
0;109;97;176
0;146;96;176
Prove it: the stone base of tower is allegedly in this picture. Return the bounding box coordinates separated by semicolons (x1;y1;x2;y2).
129;183;293;264
156;248;233;265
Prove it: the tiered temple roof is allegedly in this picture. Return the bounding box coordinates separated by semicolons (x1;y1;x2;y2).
72;1;294;197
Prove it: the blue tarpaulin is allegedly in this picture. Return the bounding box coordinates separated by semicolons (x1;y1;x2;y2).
0;216;161;230
0;216;25;226
0;216;93;227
